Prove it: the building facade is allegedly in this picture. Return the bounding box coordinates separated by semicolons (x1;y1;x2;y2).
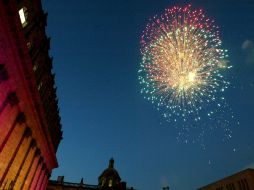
47;176;97;190
0;0;62;189
198;169;254;190
47;159;134;190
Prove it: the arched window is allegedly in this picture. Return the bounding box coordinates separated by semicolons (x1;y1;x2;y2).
108;179;113;187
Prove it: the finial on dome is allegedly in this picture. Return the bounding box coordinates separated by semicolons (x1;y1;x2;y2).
109;158;114;168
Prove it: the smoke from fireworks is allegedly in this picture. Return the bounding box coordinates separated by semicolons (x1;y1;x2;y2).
139;5;235;142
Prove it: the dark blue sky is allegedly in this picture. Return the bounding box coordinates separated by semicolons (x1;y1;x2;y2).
43;0;254;189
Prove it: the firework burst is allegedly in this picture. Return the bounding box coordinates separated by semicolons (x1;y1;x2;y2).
139;5;232;124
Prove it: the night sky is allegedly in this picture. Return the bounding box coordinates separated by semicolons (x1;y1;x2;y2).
42;0;254;190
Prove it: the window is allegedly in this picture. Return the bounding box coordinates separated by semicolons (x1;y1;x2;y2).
33;62;38;72
108;179;113;187
241;179;246;190
26;41;32;50
101;178;106;186
231;183;236;190
244;179;249;190
37;81;43;91
18;7;28;27
238;181;242;190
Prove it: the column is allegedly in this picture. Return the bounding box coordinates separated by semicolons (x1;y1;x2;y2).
0;127;31;187
27;157;43;190
40;173;50;190
11;138;35;189
34;163;46;189
0;112;25;153
1;180;9;190
20;148;40;190
38;169;48;190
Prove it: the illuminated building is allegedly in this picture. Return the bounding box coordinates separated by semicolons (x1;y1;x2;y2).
0;0;62;189
197;168;254;190
47;159;134;190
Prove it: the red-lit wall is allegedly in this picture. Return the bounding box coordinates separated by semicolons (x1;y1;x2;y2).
0;1;60;189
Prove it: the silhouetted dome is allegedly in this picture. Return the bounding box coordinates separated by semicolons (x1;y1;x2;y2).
98;158;121;189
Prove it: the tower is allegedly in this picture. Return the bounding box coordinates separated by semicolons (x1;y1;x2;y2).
98;158;126;190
